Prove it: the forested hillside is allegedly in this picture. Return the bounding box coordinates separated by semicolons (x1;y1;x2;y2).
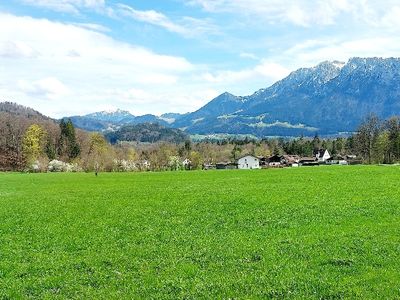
0;102;60;170
105;123;189;144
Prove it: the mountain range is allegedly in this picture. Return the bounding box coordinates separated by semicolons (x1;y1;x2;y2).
66;109;188;132
66;57;400;137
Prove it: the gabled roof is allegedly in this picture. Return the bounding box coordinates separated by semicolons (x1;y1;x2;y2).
299;157;317;162
268;154;283;162
282;155;300;163
237;154;259;160
313;149;328;157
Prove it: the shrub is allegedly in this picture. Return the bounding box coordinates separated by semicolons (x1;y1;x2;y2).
113;159;138;172
48;160;67;172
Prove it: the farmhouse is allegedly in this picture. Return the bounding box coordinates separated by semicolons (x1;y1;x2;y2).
237;155;260;169
258;156;268;167
268;154;283;167
314;149;331;162
282;155;300;166
299;157;319;166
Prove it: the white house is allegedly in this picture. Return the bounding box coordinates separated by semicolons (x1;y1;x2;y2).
237;155;260;170
314;149;331;162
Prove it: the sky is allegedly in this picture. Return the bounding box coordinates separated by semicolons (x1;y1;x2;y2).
1;0;400;117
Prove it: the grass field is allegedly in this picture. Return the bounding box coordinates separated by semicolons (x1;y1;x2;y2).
1;166;400;299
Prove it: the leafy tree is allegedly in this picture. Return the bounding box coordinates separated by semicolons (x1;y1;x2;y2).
22;124;47;165
88;133;109;172
331;140;337;156
335;138;346;155
354;115;381;163
373;131;390;164
254;143;271;158
345;136;355;153
127;148;138;161
231;144;242;161
189;151;203;170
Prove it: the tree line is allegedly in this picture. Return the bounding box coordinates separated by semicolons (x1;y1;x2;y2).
1;105;400;172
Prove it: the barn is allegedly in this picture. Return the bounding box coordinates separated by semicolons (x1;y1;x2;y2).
237;155;260;170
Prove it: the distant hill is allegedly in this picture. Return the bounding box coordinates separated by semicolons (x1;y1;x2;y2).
84;109;136;123
104;123;189;144
0;101;53;121
66;109;187;132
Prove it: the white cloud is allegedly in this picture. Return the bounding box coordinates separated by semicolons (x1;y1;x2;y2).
73;22;110;33
0;13;239;118
284;37;400;69
0;13;198;117
0;41;39;58
18;77;70;99
254;62;291;80
202;61;290;85
380;6;400;29
116;4;219;38
117;4;187;35
21;0;105;13
189;0;355;26
189;0;400;28
240;52;259;60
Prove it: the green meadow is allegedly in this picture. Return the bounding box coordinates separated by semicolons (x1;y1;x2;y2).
1;166;400;299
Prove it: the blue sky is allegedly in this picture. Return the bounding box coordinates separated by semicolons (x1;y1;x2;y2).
1;0;400;117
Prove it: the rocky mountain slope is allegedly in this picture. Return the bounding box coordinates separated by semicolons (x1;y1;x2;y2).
174;57;400;136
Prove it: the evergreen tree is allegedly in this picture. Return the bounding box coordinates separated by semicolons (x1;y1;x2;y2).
58;119;81;160
45;136;56;160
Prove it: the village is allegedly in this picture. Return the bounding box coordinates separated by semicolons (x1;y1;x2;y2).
200;149;359;170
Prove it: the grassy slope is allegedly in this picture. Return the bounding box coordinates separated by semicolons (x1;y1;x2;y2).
0;166;400;299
